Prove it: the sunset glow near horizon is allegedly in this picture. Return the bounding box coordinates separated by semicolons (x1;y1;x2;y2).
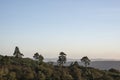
0;0;120;60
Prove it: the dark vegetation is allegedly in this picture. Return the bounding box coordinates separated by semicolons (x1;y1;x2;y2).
0;47;120;80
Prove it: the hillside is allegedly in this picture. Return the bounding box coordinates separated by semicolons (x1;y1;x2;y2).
0;55;120;80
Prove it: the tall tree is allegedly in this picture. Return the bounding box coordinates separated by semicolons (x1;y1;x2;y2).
81;56;90;68
13;46;24;58
33;52;44;80
57;52;67;66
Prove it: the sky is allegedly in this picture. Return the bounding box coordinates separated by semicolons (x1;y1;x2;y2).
0;0;120;60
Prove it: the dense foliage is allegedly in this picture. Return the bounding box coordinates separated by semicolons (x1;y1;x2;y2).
0;55;120;80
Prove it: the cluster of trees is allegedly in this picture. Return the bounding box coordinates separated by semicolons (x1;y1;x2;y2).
13;47;91;67
0;46;119;80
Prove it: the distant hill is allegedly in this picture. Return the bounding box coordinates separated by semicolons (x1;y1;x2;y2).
90;61;120;70
44;58;120;70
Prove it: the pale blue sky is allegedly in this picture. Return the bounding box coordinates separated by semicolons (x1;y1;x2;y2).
0;0;120;59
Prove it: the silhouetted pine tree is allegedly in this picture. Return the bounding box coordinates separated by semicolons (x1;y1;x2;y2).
13;46;24;58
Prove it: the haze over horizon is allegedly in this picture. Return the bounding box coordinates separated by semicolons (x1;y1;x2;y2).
0;0;120;60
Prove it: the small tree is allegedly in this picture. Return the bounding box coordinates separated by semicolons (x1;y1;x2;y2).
33;52;44;64
57;52;67;66
33;53;39;60
13;46;24;58
81;56;90;68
